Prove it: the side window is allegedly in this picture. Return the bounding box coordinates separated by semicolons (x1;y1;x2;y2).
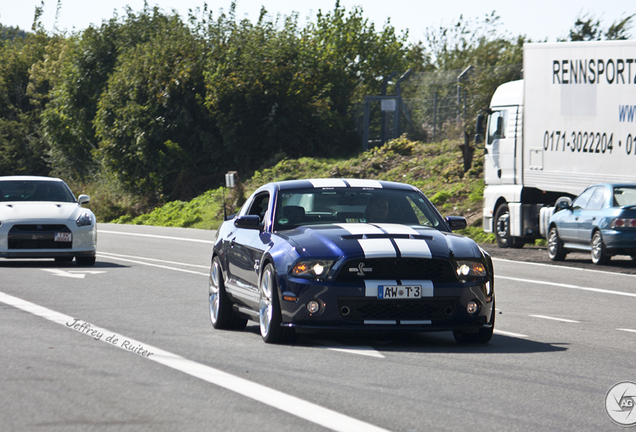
247;193;270;223
572;188;595;210
586;187;605;210
487;110;508;144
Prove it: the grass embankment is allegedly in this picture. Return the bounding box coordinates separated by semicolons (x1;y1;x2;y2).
107;136;496;243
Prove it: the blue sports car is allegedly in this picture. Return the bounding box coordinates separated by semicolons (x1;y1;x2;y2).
547;183;636;264
209;179;495;344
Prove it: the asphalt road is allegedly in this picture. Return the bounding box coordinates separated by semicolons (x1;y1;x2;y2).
1;223;635;431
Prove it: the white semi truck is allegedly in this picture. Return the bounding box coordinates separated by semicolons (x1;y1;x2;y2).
477;40;636;247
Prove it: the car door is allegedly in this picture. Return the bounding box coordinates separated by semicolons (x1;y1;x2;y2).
576;186;606;244
226;192;271;309
558;187;595;243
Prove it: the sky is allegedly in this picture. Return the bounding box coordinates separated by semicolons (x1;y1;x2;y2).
1;0;634;44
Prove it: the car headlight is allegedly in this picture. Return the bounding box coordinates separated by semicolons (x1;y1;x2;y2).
291;260;334;279
456;260;488;280
76;211;93;227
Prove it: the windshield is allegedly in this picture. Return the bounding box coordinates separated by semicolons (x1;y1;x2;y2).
275;188;444;230
0;180;76;203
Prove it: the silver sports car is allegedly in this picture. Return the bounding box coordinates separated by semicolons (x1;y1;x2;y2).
0;176;97;265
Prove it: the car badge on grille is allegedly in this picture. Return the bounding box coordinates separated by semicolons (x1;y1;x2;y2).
349;262;372;276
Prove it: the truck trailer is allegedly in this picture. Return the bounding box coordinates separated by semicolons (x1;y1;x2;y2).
477;40;636;247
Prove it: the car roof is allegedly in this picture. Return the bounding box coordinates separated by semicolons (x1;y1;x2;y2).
0;175;64;182
265;179;418;192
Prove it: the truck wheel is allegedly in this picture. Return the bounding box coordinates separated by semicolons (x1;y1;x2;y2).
591;231;610;265
494;204;523;249
547;227;566;261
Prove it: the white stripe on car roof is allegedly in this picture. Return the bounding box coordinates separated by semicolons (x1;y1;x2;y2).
346;179;383;188
309;179;348;188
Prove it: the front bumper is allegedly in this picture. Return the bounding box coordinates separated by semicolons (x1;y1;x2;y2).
278;278;494;332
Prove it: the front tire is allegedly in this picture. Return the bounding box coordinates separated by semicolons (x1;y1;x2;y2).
259;264;295;344
547;227;566;261
494;204;523;249
591;231;610;265
209;257;247;330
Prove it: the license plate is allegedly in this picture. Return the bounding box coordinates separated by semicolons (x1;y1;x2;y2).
54;232;72;242
378;285;421;299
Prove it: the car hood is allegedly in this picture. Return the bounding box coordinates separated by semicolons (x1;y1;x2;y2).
278;223;483;260
0;202;85;223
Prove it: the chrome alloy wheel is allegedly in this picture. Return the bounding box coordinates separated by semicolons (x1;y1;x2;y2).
259;265;275;338
209;259;222;325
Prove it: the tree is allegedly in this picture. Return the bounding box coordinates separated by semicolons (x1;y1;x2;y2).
567;13;634;41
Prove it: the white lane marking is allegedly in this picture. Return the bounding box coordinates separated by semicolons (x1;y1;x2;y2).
97;252;208;276
492;257;636;279
98;230;214;244
529;314;580;323
0;291;390;432
494;329;528;338
324;344;386;359
98;251;209;269
496;275;636;298
617;328;636;334
41;269;107;279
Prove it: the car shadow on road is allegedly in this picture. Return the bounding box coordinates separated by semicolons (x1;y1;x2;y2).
241;325;568;354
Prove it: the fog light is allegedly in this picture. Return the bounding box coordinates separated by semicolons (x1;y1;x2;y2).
306;300;321;314
467;300;480;315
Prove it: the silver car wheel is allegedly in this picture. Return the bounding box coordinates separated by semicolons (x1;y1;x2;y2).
259;266;274;338
209;260;221;325
591;231;609;265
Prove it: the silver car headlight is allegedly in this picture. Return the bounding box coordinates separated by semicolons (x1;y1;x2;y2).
291;260;335;279
76;211;93;227
456;260;488;280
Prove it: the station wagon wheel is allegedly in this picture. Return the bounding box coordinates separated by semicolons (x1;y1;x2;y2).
209;257;247;330
591;231;610;265
547;227;566;261
259;264;295;344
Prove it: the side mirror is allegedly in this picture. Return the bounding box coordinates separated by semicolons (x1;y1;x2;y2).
475;113;485;135
234;215;263;230
474;134;483;145
445;216;467;231
555;197;572;212
78;194;90;205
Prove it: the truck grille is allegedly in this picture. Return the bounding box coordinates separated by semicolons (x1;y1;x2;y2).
8;224;72;250
335;258;457;283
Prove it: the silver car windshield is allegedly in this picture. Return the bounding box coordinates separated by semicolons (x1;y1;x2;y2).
275;188;443;230
0;180;76;203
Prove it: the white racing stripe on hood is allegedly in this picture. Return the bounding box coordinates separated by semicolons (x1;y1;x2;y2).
358;238;396;258
393;238;432;258
335;223;384;235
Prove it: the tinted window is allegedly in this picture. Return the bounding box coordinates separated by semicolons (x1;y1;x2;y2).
0;180;75;202
274;188;443;230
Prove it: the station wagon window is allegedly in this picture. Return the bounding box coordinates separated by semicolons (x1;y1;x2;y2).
487;110;507;144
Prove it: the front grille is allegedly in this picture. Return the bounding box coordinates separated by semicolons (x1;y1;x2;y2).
8;224;72;250
337;296;458;321
335;258;457;283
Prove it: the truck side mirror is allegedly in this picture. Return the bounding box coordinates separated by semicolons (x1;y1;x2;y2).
474;113;485;144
